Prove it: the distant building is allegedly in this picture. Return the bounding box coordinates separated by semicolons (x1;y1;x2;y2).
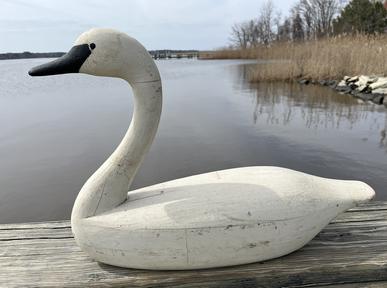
375;0;387;9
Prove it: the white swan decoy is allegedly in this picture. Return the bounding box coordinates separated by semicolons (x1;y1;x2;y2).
29;28;375;270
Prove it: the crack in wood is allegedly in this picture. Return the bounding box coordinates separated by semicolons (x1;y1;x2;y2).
0;236;74;242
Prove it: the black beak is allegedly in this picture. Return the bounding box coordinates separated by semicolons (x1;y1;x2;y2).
28;44;91;76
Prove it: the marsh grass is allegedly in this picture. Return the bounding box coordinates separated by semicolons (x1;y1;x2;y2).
200;35;387;82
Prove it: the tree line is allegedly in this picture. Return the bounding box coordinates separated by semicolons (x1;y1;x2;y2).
230;0;387;48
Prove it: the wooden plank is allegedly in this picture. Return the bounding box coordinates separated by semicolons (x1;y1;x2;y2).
0;201;386;288
349;201;387;211
0;220;71;230
315;282;387;288
332;209;387;223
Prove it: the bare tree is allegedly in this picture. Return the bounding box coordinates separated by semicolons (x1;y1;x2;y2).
292;12;305;41
295;1;313;39
277;17;292;42
230;22;249;49
229;0;280;48
247;20;260;47
299;0;339;38
259;0;276;45
274;11;283;40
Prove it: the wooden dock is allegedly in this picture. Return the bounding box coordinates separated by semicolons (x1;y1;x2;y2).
149;50;199;59
1;201;386;288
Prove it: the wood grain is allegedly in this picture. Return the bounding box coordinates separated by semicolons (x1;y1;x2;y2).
1;201;386;288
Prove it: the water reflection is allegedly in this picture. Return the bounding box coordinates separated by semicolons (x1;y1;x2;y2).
232;64;387;152
380;127;386;150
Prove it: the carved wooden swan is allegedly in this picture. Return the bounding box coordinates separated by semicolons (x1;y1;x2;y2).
29;28;375;270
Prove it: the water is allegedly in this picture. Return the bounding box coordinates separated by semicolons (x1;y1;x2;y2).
0;59;386;224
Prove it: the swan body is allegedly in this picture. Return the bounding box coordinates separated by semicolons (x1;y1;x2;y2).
29;28;375;270
75;166;373;270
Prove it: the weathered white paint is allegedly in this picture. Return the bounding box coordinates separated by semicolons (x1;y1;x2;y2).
48;28;374;270
75;167;375;270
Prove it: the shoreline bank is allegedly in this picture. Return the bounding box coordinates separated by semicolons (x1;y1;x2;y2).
298;75;387;108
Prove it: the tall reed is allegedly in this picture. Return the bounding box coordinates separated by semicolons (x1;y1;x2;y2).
201;35;387;82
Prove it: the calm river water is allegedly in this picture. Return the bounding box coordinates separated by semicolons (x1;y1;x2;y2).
1;59;386;224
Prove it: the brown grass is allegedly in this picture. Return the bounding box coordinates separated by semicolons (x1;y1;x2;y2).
199;49;258;59
201;35;387;82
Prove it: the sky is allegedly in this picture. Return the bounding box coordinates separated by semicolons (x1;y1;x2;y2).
0;0;297;53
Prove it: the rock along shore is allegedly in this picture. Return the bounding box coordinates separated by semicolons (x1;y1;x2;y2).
298;75;387;108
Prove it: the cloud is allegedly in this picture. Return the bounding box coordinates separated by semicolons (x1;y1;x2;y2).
0;0;296;52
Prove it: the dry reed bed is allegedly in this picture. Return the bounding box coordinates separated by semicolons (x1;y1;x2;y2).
201;35;387;82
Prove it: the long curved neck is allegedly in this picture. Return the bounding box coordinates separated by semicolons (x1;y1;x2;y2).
71;79;162;220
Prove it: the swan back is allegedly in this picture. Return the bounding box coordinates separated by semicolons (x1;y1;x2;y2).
74;167;375;269
84;167;375;230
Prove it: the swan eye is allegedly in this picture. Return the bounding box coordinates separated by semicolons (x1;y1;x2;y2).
89;43;96;50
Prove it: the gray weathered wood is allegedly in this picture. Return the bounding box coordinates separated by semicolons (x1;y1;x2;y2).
0;201;386;288
315;282;387;288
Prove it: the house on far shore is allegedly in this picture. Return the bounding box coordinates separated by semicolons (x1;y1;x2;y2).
377;0;387;9
373;0;387;9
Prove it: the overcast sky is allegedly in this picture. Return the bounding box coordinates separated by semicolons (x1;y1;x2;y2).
0;0;297;53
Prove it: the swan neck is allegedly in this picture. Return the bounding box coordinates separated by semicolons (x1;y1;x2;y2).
115;80;162;185
71;79;162;221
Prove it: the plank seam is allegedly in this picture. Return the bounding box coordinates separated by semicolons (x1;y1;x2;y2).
0;236;74;242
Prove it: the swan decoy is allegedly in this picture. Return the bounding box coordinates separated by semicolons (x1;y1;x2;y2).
29;28;375;270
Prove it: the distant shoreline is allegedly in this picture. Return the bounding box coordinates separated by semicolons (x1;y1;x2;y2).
0;52;65;60
0;50;200;60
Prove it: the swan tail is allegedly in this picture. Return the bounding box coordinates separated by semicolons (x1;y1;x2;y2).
342;180;375;205
352;181;375;204
322;178;375;207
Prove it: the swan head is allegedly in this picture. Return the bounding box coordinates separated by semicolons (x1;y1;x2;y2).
28;28;160;84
